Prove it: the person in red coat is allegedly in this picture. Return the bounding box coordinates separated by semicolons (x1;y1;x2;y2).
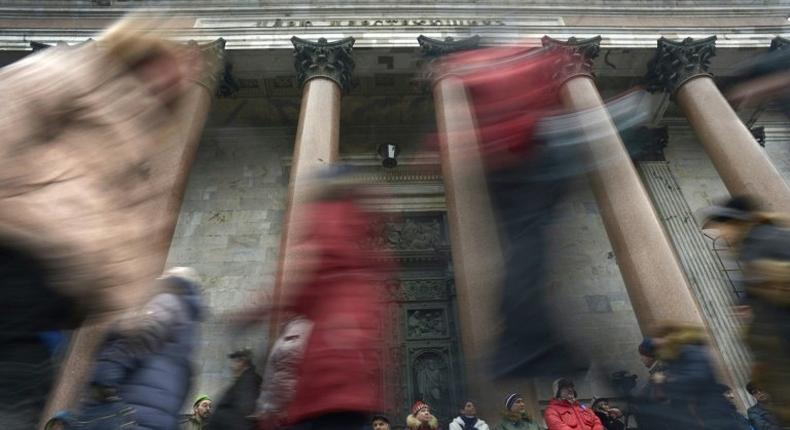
544;378;603;430
234;167;391;430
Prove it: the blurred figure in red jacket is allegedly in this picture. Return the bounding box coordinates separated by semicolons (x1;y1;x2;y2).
436;46;650;380
438;46;588;379
233;166;391;430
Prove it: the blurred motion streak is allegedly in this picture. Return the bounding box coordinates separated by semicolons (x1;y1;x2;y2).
0;14;221;428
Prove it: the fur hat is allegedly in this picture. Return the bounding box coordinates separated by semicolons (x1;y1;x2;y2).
406;413;439;430
553;378;577;399
505;393;522;411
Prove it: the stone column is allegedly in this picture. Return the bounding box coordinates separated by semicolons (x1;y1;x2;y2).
543;35;740;400
418;34;507;420
269;37;354;334
43;39;226;421
542;36;708;331
646;36;790;212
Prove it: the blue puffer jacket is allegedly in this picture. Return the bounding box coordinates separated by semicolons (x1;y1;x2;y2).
89;275;205;430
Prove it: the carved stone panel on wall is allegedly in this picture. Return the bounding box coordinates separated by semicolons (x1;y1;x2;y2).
407;308;448;339
400;279;448;301
362;216;445;252
410;348;454;423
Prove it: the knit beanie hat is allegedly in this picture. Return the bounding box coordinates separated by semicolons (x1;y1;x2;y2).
638;338;656;358
412;401;429;416
505;393;523;411
193;395;211;408
553;378;576;398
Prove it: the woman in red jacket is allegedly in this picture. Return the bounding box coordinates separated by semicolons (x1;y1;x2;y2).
544;378;603;430
235;168;391;430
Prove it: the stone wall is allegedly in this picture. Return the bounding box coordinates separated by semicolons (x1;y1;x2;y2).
165;127;293;400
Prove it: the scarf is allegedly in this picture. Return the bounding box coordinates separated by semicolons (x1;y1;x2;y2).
460;415;478;428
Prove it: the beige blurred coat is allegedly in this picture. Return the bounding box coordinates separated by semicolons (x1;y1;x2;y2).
0;38;202;320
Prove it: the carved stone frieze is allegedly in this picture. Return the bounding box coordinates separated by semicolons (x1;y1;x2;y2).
407;308;448;338
541;35;602;83
644;36;717;95
400;280;448;301
291;36;355;93
362;217;445;252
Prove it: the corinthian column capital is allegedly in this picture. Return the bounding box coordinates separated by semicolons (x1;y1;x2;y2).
417;34;481;84
770;36;790;51
645;36;717;95
291;36;355;93
540;35;601;83
191;38;229;94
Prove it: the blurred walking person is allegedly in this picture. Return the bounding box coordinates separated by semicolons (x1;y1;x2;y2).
255;317;312;429
649;325;743;430
703;196;790;425
722;386;752;430
0;15;203;429
231;167;391;430
747;382;782;430
74;267;206;430
207;349;261;430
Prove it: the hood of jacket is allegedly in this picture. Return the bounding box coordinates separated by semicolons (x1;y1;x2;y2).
656;326;707;361
165;275;206;322
501;410;534;423
407;414;439;430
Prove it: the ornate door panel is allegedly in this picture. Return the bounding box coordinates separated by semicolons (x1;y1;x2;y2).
371;213;465;426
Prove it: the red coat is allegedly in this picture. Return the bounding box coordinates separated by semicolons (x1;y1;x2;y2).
440;47;566;170
544;399;604;430
283;199;388;424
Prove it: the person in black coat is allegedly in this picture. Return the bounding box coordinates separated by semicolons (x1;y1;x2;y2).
207;349;262;430
591;398;625;430
651;325;744;430
631;338;670;430
747;382;783;430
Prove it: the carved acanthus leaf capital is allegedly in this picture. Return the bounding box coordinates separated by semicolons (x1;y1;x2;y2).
292;36;355;93
191;38;229;94
645;36;717;95
541;35;602;83
418;35;481;58
417;34;481;86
